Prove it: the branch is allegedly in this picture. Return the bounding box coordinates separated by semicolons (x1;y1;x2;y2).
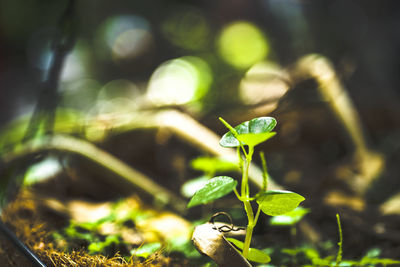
1;134;186;213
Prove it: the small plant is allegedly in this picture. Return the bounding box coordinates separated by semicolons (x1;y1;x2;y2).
304;214;400;267
188;116;305;263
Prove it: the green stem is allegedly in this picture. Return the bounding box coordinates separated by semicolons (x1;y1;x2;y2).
260;151;268;191
219;117;248;157
254;205;262;225
241;146;255;259
233;188;241;200
241;146;253;197
242;200;254;259
335;214;343;266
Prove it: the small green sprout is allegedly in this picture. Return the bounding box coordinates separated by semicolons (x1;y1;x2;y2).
188;116;305;263
305;214;400;266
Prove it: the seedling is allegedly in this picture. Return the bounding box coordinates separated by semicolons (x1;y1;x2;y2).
302;214;400;266
188;116;305;263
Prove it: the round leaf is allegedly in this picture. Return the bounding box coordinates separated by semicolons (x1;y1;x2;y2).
248;116;276;133
219;121;249;147
227;238;271;263
256;190;305;216
220;117;277;147
237;132;276;147
187;176;237;208
247;247;271;263
180;176;209;198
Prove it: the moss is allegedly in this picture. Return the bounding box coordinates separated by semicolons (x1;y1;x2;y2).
0;190;185;266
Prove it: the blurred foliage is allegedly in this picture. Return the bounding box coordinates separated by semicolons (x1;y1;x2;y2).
52;196;202;262
269;206;310;226
180;156;238;198
1;0;400;136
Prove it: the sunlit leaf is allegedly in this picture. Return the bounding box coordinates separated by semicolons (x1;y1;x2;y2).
248;116;277;133
190;156;238;173
256;190;305;216
220;117;276;147
237;132;276;147
187;176;237;208
180;176;209;198
226;237;271;263
270;207;310;226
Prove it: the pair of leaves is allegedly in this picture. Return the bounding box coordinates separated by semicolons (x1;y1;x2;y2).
220;117;277;148
187;177;305;219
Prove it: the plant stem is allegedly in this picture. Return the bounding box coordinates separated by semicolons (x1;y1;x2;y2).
241;146;253;197
260;151;268;191
335;213;343;266
1;134;186;212
242;200;254;259
241;146;255;259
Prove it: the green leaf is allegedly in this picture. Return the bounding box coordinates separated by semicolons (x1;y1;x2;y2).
256;190;305;216
187;176;237;208
220;117;277;147
190;156;238;173
180;176;209;198
270;207;310;226
237;132;276;147
248;116;277;133
226;238;271;263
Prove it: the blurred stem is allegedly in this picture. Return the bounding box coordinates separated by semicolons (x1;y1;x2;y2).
335;214;343;266
23;0;76;141
1;134;186;213
291;54;384;192
260;151;268;191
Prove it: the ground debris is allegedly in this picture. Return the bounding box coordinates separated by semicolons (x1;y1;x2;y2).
0;189;188;266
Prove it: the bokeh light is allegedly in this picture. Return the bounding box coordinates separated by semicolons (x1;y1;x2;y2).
161;6;211;51
147;56;212;106
239;61;288;106
97;15;154;68
60;79;101;112
61;42;90;82
84;79;140;141
102;15;150;49
217;21;269;69
97;79;140;102
112;29;153;61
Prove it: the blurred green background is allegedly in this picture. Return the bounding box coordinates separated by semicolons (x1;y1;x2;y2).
0;0;399;129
